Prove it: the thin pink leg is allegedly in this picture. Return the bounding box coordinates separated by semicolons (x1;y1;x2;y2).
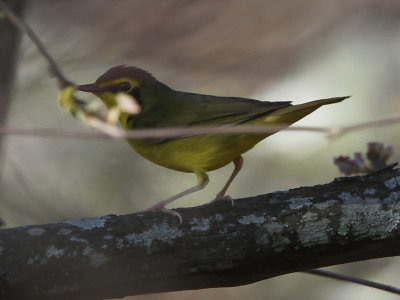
213;156;244;202
141;172;209;223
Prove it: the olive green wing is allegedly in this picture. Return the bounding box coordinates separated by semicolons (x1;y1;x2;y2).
132;91;292;143
162;91;292;127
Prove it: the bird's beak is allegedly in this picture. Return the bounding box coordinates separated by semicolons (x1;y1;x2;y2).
76;83;104;93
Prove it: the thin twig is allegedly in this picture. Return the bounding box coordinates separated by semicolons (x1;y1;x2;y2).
327;114;400;138
303;269;400;295
0;124;328;140
0;0;72;88
0;113;399;140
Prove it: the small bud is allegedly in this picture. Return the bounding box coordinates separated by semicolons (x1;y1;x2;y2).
107;107;121;125
116;92;141;115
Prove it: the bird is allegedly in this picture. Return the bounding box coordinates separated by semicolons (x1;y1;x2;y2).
77;65;348;222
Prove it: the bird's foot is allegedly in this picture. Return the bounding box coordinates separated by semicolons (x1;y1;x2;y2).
211;194;234;207
140;204;183;224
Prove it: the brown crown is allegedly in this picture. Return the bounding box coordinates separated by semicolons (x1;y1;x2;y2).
95;65;156;85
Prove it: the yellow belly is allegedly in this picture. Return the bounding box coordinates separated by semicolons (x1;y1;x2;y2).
128;133;269;173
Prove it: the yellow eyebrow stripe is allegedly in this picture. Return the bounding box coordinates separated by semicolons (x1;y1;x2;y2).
98;78;139;88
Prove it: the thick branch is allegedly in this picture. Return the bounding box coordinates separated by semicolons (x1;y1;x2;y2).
0;168;400;300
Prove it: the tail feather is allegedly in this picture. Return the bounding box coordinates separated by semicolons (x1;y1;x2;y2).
262;96;349;125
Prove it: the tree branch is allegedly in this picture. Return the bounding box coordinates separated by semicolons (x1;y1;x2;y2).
1;168;400;300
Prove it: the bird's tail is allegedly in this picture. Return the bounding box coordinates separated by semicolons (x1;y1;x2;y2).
262;96;349;125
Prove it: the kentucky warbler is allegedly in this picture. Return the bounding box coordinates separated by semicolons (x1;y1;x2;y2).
77;65;348;222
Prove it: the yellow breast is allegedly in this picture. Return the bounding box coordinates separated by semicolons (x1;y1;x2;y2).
128;133;268;173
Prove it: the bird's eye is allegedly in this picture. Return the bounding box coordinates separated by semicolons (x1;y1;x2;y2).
118;82;132;92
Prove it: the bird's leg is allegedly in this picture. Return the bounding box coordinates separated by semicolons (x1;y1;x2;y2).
213;156;244;204
141;172;209;223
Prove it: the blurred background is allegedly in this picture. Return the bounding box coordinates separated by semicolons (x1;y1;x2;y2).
1;0;400;299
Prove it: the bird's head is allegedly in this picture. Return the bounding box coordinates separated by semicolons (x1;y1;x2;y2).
76;65;158;107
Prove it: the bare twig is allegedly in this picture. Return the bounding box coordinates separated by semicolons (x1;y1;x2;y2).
0;124;326;140
303;269;400;295
0;113;398;140
327;114;400;138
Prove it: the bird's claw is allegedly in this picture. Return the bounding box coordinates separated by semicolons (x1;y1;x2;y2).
160;207;183;224
140;205;183;224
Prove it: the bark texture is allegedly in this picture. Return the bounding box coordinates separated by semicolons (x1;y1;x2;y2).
0;168;399;300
